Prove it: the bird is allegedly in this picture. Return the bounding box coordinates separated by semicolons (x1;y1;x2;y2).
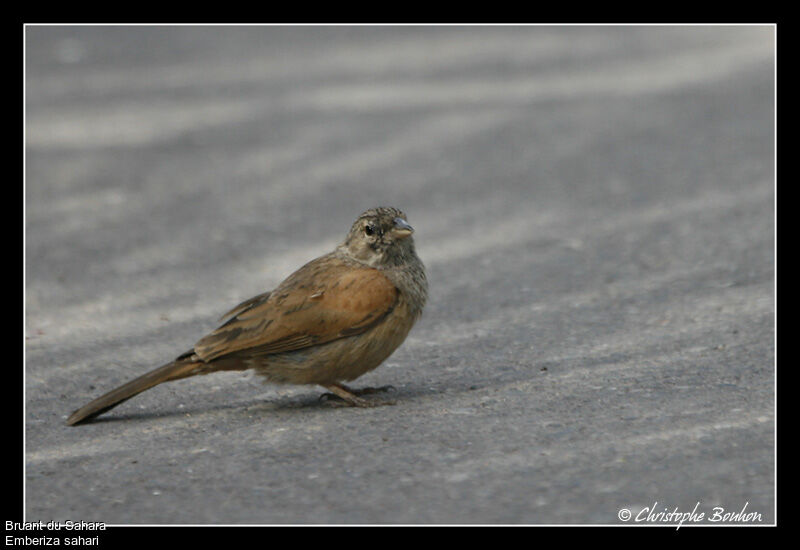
66;206;428;426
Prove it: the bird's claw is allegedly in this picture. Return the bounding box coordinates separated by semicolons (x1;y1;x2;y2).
351;384;397;396
318;385;396;407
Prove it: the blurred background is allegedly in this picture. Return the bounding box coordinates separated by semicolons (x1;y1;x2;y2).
25;25;774;524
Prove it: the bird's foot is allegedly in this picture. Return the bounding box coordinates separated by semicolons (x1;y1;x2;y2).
349;384;397;396
319;383;396;407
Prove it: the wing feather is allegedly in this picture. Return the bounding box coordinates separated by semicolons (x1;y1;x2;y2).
193;256;398;362
217;291;272;323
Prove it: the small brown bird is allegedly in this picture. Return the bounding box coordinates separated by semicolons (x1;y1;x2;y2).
66;207;427;426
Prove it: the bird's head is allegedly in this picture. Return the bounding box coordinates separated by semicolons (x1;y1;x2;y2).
340;206;418;267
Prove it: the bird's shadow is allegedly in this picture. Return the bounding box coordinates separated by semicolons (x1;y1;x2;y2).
72;384;440;426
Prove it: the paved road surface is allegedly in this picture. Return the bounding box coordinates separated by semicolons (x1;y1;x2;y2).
25;25;775;524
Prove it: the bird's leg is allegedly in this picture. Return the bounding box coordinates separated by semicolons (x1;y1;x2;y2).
319;383;396;407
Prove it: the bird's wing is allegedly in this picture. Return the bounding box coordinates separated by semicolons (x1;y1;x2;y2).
217;290;272;323
193;256;398;362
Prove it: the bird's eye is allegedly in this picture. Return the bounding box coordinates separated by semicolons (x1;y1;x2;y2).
364;223;376;236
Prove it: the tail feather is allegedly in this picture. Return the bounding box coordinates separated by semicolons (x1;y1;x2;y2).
66;359;204;426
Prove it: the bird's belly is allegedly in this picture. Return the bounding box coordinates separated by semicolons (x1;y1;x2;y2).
251;300;417;385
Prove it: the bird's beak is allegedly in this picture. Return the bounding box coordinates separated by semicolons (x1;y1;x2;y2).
392;217;414;239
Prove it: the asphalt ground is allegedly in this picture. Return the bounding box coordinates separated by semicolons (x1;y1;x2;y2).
24;25;775;524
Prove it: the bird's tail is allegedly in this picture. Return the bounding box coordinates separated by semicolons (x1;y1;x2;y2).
66;358;205;426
